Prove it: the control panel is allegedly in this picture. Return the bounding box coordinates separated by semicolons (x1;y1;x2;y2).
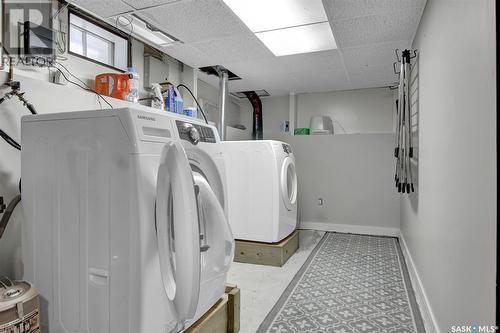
176;120;216;144
282;143;292;154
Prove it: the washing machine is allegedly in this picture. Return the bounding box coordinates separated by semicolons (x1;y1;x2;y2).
217;140;298;243
170;117;234;326
21;107;233;333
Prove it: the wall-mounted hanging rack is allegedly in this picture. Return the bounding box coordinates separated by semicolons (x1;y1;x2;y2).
394;48;418;194
393;49;418;75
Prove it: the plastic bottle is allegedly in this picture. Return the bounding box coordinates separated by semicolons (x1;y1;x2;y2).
173;86;183;114
165;84;175;112
125;67;139;103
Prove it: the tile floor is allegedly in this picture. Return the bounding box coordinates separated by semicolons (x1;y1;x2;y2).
227;230;326;333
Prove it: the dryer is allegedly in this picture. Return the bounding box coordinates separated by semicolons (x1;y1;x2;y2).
21;108;233;333
217;140;298;243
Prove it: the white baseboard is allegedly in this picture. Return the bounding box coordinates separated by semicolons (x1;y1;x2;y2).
399;233;440;333
299;221;400;237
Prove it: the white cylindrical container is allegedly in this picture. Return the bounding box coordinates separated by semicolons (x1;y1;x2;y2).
310;115;334;135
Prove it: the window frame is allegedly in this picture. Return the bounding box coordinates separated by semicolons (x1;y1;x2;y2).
67;8;131;72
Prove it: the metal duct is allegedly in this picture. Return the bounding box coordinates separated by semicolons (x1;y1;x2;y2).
244;91;263;140
215;66;229;141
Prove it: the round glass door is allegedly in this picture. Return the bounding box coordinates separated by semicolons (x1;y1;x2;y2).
281;157;298;211
155;141;201;323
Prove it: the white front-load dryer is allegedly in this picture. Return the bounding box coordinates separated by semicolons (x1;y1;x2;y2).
21;107;233;333
217;140;298;243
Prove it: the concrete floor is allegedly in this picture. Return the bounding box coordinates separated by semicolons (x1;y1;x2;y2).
227;230;325;333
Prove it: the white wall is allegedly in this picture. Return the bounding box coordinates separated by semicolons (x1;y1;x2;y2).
400;0;496;331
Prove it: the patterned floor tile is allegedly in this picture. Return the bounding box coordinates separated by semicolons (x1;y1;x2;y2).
258;233;424;333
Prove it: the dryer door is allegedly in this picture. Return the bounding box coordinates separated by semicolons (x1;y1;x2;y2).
281;157;298;211
155;141;200;326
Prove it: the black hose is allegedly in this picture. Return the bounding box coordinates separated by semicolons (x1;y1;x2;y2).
25;103;37;115
177;84;209;124
0;129;21;150
0;194;21;239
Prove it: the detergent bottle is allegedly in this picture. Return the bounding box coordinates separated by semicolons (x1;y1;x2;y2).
95;73;129;100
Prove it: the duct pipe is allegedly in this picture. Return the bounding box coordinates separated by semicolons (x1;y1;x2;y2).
216;66;229;141
244;91;263;140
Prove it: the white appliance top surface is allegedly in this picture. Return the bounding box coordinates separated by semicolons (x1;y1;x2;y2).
21;107;210;125
221;140;287;145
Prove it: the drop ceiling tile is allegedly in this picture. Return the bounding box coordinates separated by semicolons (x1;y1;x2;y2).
341;41;409;72
223;58;289;78
323;0;425;21
163;43;214;68
228;73;304;96
136;0;249;43
349;65;399;88
280;49;344;73
192;33;275;63
349;64;398;81
122;0;180;10
70;0;134;18
291;69;351;93
330;8;422;48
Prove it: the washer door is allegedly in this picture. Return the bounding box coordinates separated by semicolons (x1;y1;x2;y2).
155;141;200;325
280;157;298;211
193;171;234;273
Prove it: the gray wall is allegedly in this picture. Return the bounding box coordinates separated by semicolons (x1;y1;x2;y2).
296;88;394;134
400;0;496;330
287;134;400;233
238;88;395;138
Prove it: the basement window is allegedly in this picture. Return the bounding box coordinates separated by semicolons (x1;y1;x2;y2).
68;12;128;71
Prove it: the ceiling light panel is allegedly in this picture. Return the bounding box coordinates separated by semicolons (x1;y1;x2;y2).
256;22;337;56
116;15;176;46
222;0;327;32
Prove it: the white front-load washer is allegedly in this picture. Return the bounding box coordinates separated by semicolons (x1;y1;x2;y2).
170;118;234;326
217;140;298;243
21;107;233;333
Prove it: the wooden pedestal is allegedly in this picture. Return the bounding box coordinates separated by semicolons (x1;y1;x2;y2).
234;230;299;267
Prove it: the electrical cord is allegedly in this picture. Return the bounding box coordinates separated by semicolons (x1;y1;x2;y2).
53;62;103;109
49;64;113;109
334;120;348;134
176;84;209;124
